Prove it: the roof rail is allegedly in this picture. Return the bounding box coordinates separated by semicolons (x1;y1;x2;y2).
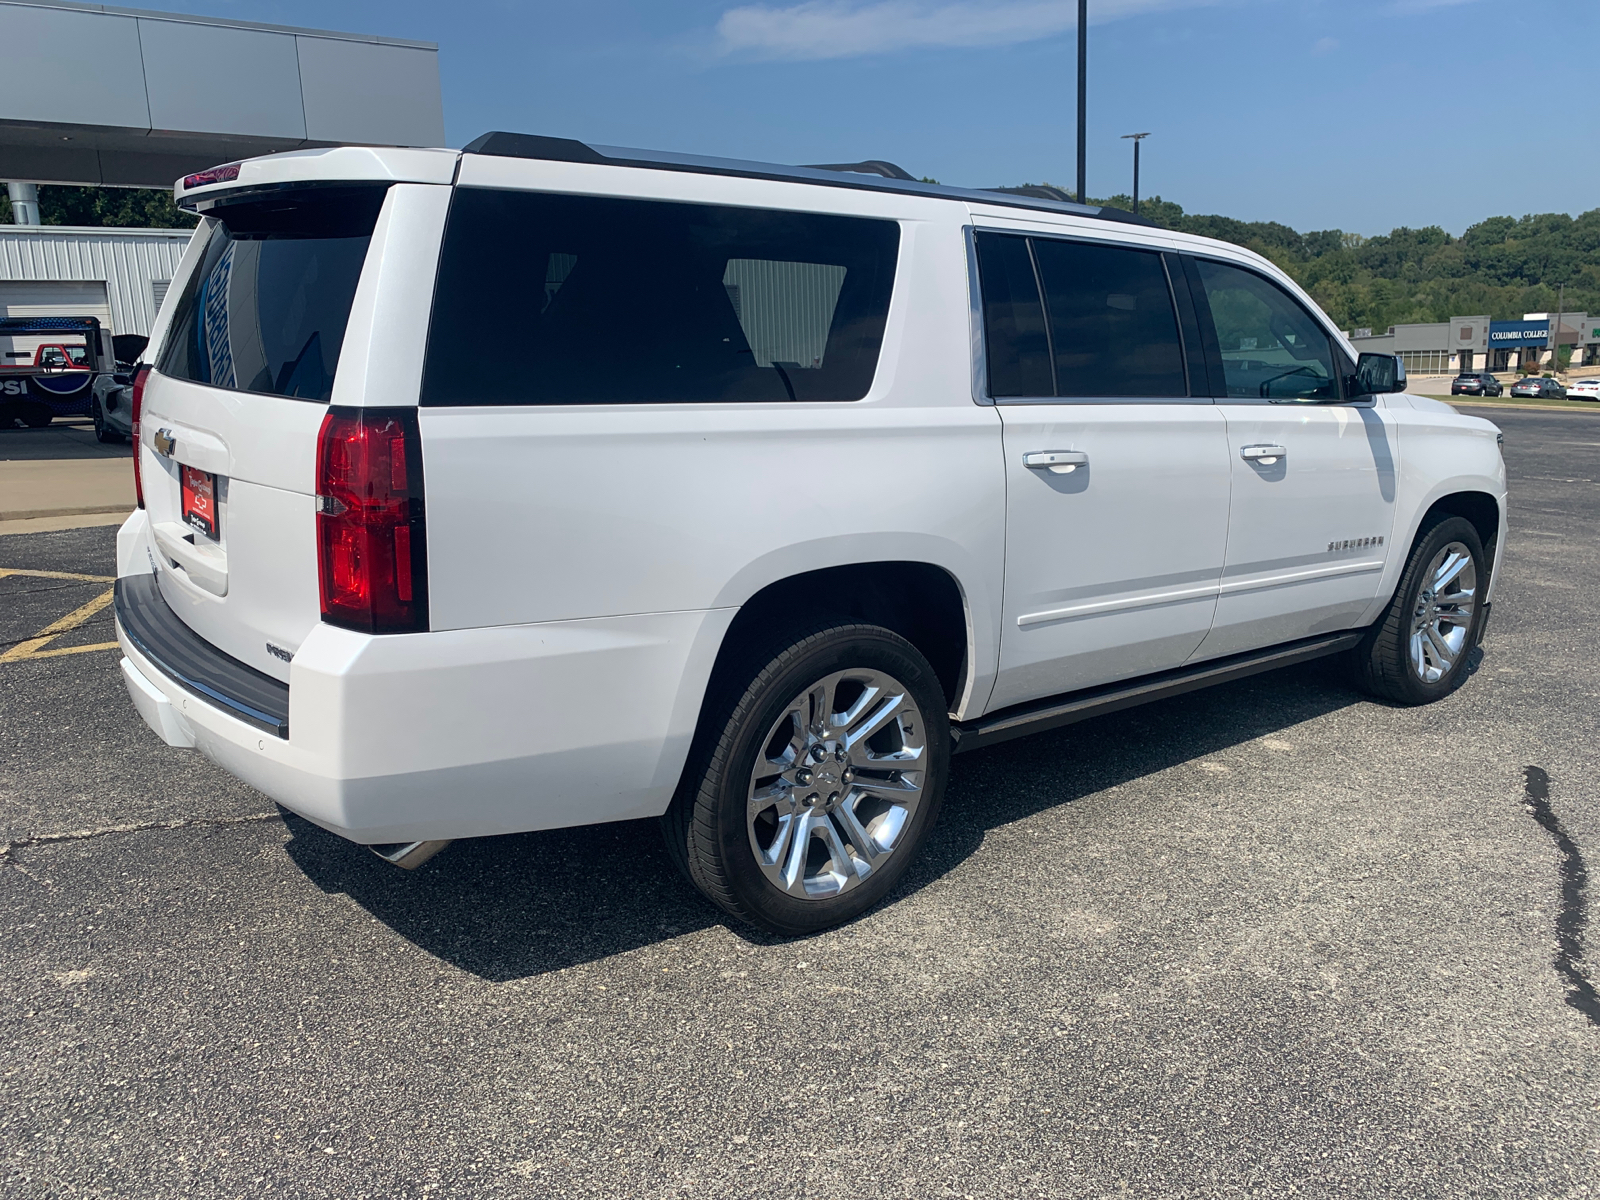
460;132;1153;227
803;160;916;181
986;184;1077;203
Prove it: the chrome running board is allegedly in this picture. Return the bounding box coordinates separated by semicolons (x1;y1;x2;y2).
952;630;1364;754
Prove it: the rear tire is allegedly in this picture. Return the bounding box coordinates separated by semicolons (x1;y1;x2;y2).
663;622;950;936
93;402;118;443
1353;515;1487;706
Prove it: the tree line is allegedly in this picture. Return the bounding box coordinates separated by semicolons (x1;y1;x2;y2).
5;183;1596;336
1095;193;1600;333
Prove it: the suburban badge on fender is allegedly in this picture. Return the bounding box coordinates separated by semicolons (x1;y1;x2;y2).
153;428;176;457
1329;536;1385;552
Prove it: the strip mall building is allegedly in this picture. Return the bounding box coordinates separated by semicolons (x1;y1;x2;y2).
1348;313;1597;377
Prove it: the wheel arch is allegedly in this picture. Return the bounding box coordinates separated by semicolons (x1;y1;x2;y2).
1358;473;1506;632
709;560;973;713
1419;490;1501;569
660;557;980;825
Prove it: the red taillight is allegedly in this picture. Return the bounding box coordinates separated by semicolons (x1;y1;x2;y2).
130;365;150;509
315;407;427;634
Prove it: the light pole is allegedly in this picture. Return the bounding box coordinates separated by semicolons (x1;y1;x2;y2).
1121;132;1150;216
1076;0;1087;204
1553;281;1565;374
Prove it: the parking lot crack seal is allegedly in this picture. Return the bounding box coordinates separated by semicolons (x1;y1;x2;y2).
1523;766;1599;1027
0;813;282;882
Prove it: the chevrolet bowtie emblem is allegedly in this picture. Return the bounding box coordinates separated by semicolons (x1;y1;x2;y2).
153;428;176;457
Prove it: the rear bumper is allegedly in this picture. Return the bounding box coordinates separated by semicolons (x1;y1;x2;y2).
115;575;289;737
116;569;735;846
100;397;134;437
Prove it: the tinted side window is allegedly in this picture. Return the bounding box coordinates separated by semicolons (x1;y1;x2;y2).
422;190;899;406
974;232;1052;398
1192;259;1339;402
1032;239;1186;398
157;187;385;402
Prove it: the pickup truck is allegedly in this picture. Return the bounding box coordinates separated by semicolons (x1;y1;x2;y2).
4;341;91;368
0;317;114;428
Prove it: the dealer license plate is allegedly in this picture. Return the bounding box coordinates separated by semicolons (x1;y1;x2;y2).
180;465;218;540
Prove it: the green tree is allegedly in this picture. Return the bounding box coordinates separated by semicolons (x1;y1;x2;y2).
0;185;196;228
1028;185;1600;331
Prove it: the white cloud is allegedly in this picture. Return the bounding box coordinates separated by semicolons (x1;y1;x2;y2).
714;0;1220;61
1312;35;1338;54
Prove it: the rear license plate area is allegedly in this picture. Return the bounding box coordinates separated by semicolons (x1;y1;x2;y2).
180;465;219;540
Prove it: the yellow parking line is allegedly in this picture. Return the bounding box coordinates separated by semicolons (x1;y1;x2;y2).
24;641;121;658
0;567;116;583
1;587;117;662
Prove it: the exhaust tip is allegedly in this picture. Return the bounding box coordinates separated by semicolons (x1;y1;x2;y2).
368;839;452;870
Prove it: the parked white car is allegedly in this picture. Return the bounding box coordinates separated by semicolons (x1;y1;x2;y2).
1567;377;1600;400
114;137;1507;934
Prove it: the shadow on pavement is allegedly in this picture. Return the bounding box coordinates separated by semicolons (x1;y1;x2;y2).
284;658;1370;982
0;421;130;461
282;808;735;980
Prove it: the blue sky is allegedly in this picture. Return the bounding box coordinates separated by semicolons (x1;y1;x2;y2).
159;0;1595;236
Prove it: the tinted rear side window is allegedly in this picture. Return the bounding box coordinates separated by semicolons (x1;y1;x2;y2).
157;186;385;402
421;189;900;406
1031;239;1186;398
974;232;1053;398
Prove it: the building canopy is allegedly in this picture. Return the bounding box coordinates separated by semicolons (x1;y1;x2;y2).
0;0;443;189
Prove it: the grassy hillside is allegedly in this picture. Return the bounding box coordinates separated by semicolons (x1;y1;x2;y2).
1094;193;1600;334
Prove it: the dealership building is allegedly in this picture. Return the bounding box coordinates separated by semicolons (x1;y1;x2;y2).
1348;313;1599;377
0;0;443;357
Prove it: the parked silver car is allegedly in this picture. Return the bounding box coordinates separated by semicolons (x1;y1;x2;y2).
1509;376;1566;399
88;335;149;442
90;372;134;442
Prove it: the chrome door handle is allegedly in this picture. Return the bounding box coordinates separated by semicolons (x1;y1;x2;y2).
1240;444;1287;465
1023;450;1089;475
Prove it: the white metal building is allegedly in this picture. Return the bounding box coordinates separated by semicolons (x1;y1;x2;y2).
0;223;193;359
0;1;443;188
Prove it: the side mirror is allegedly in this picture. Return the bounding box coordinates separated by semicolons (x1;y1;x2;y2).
1352;352;1406;395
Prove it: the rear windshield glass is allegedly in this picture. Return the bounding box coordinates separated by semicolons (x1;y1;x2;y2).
421;189;900;406
156;186;386;402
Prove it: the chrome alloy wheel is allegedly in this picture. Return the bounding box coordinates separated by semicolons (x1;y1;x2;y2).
1409;541;1477;684
746;668;927;900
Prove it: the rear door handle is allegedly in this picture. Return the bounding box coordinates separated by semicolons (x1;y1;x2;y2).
1240;444;1287;464
1023;450;1089;475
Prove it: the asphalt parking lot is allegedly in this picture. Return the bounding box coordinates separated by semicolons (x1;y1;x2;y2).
3;407;1598;1199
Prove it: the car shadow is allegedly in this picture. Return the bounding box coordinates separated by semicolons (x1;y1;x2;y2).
0;421;130;460
282;658;1378;982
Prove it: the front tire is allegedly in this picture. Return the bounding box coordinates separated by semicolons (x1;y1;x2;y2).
663;622;950;936
1354;515;1487;705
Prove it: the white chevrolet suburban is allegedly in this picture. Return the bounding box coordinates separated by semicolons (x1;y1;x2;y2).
115;134;1506;935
